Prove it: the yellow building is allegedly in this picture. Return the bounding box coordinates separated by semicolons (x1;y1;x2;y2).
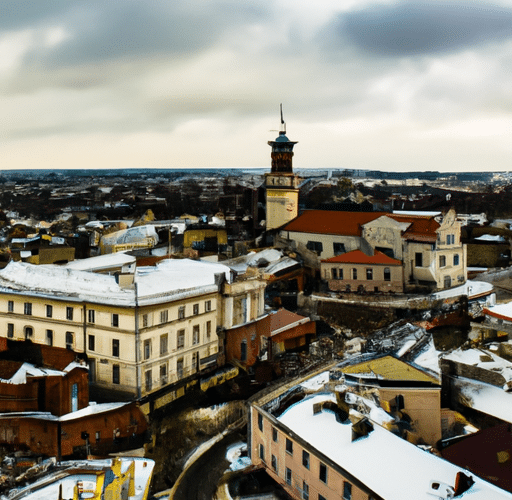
0;258;265;403
265;109;300;231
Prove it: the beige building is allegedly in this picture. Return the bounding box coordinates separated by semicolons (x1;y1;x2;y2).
0;258;265;404
249;365;500;500
281;209;466;292
321;250;403;294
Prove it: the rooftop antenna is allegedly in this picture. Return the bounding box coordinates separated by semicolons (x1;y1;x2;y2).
280;103;286;134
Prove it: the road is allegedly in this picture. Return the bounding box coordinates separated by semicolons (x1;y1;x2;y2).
171;431;244;500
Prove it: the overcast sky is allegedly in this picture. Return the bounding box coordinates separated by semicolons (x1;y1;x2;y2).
2;0;512;172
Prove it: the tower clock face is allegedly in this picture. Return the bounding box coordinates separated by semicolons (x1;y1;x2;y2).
267;175;291;187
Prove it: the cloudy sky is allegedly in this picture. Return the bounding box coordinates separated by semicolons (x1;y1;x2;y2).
2;0;512;172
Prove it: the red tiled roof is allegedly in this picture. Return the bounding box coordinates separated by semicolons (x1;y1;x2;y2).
282;210;387;236
322;250;402;266
270;308;309;332
388;214;440;242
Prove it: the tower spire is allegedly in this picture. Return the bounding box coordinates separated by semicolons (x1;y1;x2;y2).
280;103;286;134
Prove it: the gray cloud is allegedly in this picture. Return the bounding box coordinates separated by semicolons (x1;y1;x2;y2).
326;1;512;57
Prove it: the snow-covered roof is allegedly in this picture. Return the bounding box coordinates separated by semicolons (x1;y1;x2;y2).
59;402;130;422
8;457;154;500
431;280;494;301
0;360;87;385
0;259;231;307
452;376;512;424
278;393;512;499
475;234;507;242
484;301;512;322
64;251;136;271
442;348;512;384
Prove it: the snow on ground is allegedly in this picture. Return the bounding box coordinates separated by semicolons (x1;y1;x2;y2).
225;441;251;471
300;371;329;391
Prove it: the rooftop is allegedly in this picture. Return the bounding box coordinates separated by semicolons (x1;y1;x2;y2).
322;249;402;266
278;393;512;500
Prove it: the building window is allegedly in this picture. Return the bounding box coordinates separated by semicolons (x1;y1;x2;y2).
177;329;185;349
160;363;168;385
343;482;352;500
24;302;32;315
177;358;184;378
66;306;73;321
319;462;327;484
415;253;423;267
95;431;101;443
112;339;119;357
331;268;337;279
447;234;455;245
193;303;199;315
302;481;309;500
88;309;95;323
206;321;212;339
24;326;33;340
205;300;211;312
271;454;278;473
302;450;310;469
193;325;200;345
144;339;151;360
285;467;292;485
338;268;344;280
352;268;357;280
7;323;13;339
272;427;278;442
112;364;120;384
192;351;199;372
178;306;185;319
286;438;293;455
333;242;346;255
46;305;52;318
7;300;13;313
258;413;263;431
160;310;168;324
112;314;119;327
366;268;373;280
259;443;265;462
145;370;152;392
306;241;323;253
439;255;446;268
88;334;95;351
384;267;391;281
454;254;460;266
65;332;74;349
142;314;148;327
241;339;247;362
160;334;168;355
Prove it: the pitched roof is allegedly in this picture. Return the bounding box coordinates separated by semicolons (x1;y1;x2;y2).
270;308;310;333
322;250;402;266
282;210;387;236
341;355;439;384
388;214;440;242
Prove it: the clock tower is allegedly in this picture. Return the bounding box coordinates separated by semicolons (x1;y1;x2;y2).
265;106;300;230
